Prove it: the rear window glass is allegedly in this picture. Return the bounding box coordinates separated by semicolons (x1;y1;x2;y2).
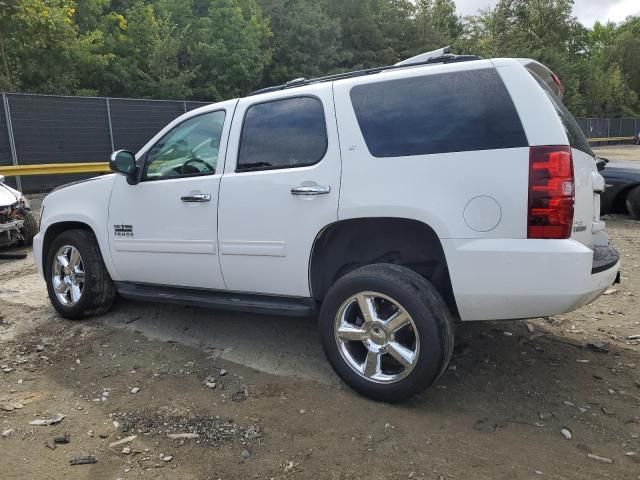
237;96;327;171
530;73;594;157
350;68;528;158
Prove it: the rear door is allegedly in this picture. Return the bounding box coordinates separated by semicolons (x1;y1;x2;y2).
218;84;341;297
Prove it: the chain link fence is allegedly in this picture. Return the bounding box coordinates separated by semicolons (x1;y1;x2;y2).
576;117;640;141
0;93;208;192
1;93;639;192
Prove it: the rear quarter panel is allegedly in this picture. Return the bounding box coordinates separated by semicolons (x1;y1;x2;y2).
333;60;531;240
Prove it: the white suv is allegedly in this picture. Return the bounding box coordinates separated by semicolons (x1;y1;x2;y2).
33;52;620;401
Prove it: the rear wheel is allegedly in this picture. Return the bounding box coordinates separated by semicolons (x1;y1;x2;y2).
625;185;640;220
45;229;116;319
319;263;453;402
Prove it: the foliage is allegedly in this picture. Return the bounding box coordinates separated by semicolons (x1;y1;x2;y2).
0;0;638;116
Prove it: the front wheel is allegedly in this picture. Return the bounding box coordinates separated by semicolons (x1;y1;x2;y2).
45;229;116;319
319;264;454;402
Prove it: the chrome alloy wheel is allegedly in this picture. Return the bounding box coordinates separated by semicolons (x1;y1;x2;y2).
51;245;85;306
334;291;420;384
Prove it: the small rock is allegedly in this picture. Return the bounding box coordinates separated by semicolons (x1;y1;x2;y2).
36;345;45;352
526;323;535;334
603;288;617;295
162;455;173;462
75;358;81;365
29;413;65;426
1;428;15;438
625;452;637;456
587;453;613;464
627;334;640;340
600;406;614;416
69;455;97;465
576;359;590;363
130;387;140;394
587;341;609;353
205;382;216;389
219;369;227;376
53;433;70;444
534;471;544;475
561;428;572;440
503;331;513;337
167;433;199;440
2;367;13;373
109;435;137;448
563;401;575;407
99;433;109;439
0;403;14;412
121;447;131;455
241;449;251;459
538;412;552;420
45;441;56;450
299;409;306;415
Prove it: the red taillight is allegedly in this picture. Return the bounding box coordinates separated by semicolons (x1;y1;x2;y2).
528;146;574;239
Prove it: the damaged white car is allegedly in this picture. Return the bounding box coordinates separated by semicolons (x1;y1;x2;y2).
0;175;38;249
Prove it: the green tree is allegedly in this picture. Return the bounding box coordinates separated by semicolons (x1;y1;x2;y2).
260;0;343;85
158;0;271;100
0;0;80;93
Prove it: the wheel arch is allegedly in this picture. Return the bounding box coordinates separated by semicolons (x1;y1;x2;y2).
308;217;458;317
42;221;96;272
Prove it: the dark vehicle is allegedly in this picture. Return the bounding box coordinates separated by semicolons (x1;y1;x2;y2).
598;158;640;219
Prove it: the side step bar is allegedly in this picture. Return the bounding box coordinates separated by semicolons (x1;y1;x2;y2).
115;282;317;317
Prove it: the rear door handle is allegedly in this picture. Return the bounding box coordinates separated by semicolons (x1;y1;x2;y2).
181;194;211;202
290;185;331;196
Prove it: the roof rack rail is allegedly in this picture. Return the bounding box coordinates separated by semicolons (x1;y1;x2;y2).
250;49;481;96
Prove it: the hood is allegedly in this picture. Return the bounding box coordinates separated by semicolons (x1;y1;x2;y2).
0;182;21;207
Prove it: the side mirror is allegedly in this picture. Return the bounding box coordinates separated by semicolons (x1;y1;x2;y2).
110;150;140;185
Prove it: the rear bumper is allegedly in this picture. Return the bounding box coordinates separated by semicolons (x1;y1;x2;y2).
443;238;620;321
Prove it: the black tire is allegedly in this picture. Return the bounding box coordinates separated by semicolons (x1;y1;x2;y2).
45;229;116;320
319;263;454;402
19;212;38;246
625;185;640;220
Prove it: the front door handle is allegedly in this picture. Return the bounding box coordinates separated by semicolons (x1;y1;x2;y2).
181;193;211;202
290;185;331;196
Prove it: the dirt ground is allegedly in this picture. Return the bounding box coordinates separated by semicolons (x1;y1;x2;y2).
594;144;640;163
2;169;640;479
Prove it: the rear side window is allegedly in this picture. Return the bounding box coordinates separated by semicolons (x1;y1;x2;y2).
530;73;594;157
350;68;527;158
237;96;327;171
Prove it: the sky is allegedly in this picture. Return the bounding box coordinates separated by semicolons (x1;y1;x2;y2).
455;0;640;26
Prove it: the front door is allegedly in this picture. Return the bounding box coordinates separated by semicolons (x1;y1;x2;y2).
108;105;234;289
218;84;341;297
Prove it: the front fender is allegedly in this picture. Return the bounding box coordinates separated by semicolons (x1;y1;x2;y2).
38;175;120;280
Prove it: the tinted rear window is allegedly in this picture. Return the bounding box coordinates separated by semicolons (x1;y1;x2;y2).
350;68;528;158
237;96;327;171
530;73;594;157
